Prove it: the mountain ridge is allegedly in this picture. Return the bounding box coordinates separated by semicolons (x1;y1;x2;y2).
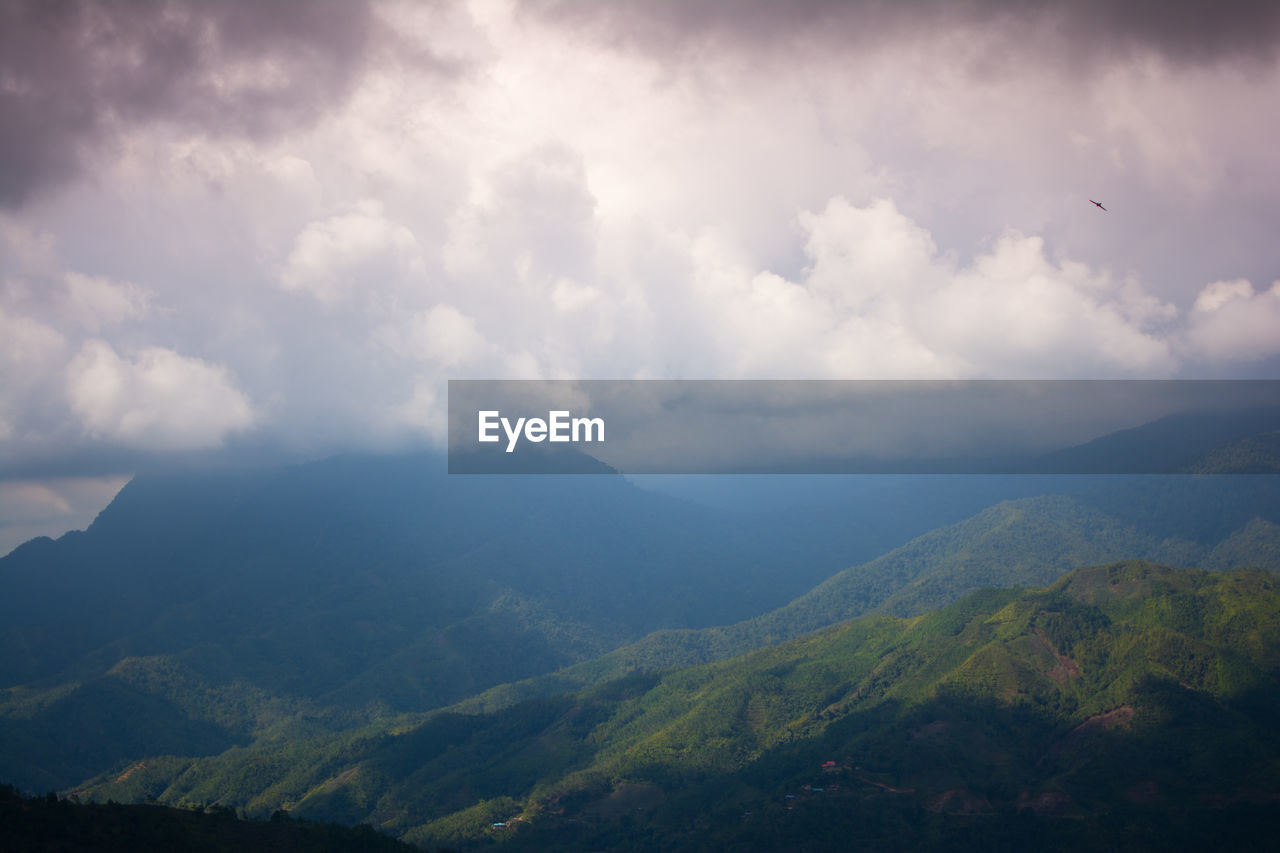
452;481;1280;715
73;561;1280;850
4;415;1280;844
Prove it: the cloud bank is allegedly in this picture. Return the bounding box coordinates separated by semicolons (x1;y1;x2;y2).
1;0;1278;547
0;0;376;206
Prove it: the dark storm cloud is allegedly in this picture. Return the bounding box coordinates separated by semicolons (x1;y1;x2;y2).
525;0;1280;66
0;0;374;207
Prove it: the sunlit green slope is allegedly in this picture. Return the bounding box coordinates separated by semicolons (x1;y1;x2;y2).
80;562;1280;850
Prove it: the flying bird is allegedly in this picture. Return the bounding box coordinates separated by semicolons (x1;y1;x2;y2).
1090;199;1107;211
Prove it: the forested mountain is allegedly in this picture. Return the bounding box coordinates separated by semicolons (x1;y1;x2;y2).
72;563;1280;850
455;476;1280;713
0;453;1083;793
3;417;1280;849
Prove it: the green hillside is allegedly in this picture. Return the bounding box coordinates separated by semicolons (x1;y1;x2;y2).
454;481;1280;714
75;562;1280;849
4;432;1280;846
1187;430;1280;474
7;470;1277;807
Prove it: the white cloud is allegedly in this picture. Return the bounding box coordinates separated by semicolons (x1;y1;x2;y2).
0;305;66;373
280;200;427;303
0;0;1273;494
0;218;59;277
1;0;1277;551
442;142;598;286
1185;278;1280;363
681;197;1178;379
799;198;942;314
65;340;255;450
63;272;150;331
1192;278;1256;313
551;278;601;313
0;305;68;441
922;230;1176;377
390;303;495;369
387;379;446;445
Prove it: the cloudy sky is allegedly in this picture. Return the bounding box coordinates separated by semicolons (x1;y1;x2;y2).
2;0;1279;552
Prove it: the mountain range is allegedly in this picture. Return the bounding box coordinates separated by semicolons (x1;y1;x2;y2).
2;410;1280;848
68;562;1280;851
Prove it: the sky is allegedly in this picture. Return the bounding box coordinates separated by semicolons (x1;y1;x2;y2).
2;0;1279;553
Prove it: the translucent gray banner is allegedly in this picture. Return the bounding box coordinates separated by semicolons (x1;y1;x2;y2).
447;380;1280;474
